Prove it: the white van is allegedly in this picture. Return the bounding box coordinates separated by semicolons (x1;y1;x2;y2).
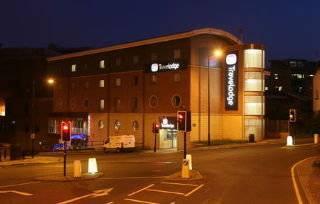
103;135;135;152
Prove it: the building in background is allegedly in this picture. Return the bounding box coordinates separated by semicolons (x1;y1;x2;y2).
313;65;320;113
0;48;58;152
265;59;317;137
47;28;266;150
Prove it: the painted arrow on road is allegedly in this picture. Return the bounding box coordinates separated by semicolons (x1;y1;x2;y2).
57;188;113;204
0;190;33;196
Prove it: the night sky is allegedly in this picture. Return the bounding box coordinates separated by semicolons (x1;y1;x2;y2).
1;0;320;60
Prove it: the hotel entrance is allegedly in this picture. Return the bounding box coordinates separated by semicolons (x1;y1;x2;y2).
159;117;177;149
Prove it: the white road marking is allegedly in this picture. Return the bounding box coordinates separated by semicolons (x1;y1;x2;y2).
124;198;159;204
56;188;113;204
0;190;33;196
128;184;154;196
0;181;40;188
184;184;204;197
291;157;316;204
161;181;198;187
145;188;185;195
105;202;113;204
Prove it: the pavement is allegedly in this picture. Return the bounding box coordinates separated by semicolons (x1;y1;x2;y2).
293;156;320;204
0;156;62;167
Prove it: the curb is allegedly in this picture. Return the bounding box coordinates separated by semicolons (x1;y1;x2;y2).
165;170;203;181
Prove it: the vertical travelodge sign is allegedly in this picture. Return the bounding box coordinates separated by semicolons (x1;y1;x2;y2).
225;52;238;110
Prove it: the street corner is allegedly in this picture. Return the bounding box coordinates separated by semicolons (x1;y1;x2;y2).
291;156;320;204
165;170;203;181
34;172;104;182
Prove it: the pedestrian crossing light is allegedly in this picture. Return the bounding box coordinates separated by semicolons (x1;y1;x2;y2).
289;109;296;123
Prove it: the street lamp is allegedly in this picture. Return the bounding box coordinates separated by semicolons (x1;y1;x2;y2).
47;78;55;85
207;48;224;146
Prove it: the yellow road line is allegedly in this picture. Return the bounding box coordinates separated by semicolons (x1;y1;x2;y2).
291;156;317;204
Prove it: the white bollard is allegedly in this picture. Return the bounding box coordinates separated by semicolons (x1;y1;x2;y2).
181;159;190;178
88;158;98;174
186;154;192;170
314;134;319;144
73;160;82;178
286;136;294;146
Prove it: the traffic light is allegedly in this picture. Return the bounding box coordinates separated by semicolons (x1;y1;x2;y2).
177;111;191;132
152;123;160;134
61;121;71;141
289;109;297;123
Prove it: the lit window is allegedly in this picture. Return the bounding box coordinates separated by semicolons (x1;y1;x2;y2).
115;78;121;86
244;72;263;91
244;49;265;68
99;60;105;69
132;120;139;131
171;95;181;107
174;73;181;82
174;49;181;59
0;98;5;116
71;64;77;72
98;120;104;129
133;56;139;64
114;120;121;130
244;95;264;115
99;80;105;87
100;99;105;110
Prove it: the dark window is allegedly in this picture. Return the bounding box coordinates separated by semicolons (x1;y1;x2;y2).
131;97;138;112
113;98;121;112
84;99;89;107
133;76;139;86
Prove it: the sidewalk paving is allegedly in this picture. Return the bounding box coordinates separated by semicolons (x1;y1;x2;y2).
294;156;320;204
0;156;62;167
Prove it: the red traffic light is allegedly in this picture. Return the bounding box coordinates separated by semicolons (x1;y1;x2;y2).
62;125;69;131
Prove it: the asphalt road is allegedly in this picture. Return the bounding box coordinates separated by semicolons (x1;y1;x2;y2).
0;142;319;204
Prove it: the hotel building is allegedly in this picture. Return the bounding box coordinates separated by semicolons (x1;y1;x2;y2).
47;28;265;150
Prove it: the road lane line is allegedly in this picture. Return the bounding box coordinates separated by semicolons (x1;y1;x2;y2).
145;188;185;195
184;184;204;197
291;156;316;204
105;202;113;204
0;181;40;188
124;198;159;204
161;181;198;187
128;184;154;196
0;190;33;196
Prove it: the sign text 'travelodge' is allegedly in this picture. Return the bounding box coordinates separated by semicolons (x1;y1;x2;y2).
225;53;238;110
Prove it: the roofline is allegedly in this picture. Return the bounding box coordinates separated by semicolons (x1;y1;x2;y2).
47;28;242;62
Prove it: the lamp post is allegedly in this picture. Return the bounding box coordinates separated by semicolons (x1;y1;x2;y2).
207;49;223;146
